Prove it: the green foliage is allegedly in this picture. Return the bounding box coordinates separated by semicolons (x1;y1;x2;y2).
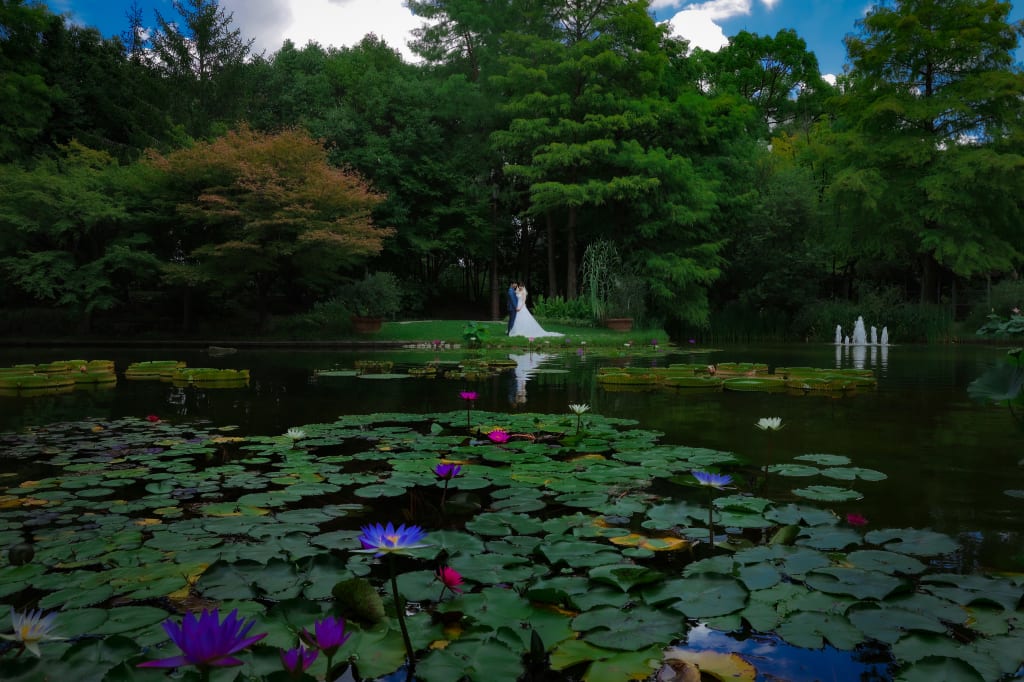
348;272;404;318
462;321;491;348
531;295;593;325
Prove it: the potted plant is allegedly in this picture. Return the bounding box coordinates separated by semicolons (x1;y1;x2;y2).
348;272;403;333
581;240;645;331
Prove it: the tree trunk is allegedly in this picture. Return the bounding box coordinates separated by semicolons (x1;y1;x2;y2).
919;252;940;304
546;211;557;298
565;206;577;299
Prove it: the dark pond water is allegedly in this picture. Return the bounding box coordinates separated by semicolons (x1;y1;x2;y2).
2;342;1022;572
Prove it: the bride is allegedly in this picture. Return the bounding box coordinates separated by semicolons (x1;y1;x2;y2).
509;285;562;337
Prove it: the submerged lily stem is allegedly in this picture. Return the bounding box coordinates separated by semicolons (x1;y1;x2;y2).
389;555;415;677
707;487;714;548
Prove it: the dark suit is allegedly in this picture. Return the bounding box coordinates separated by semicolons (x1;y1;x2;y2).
506;286;518;334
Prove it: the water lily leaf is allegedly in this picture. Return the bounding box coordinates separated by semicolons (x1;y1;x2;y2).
895;656;986;682
737;562;782;591
198;558;302;600
417;639;523;682
734;545;831;578
804;567;907;600
644;575;748;619
797;526;864;551
573;605;683;650
919;573;1023;611
847;603;949;644
967;362;1024;404
846;550;927;575
464;512;544;537
541;539;621;569
894;634;1004;682
550;640;663;682
865;528;959;557
353;483;408;498
777;611;863;650
662;647;757;681
792;485;862;502
588;564;665;592
794;453;851;466
451;551;537;584
820;466;888;482
764;503;836;526
643;501;706;529
1005;489;1024;498
767;463;821;477
90;605;169;636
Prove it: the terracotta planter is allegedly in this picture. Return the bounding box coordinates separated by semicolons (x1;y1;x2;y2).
604;317;634;332
351;315;384;334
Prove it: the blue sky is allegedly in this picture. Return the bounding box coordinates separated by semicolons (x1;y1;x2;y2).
45;0;1023;79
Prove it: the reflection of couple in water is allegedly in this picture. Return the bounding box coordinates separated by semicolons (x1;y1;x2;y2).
508;351;554;406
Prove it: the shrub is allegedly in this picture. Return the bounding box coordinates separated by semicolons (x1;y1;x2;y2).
531;295;593;325
348;272;404;318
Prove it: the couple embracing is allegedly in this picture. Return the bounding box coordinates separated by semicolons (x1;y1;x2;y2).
506;281;561;338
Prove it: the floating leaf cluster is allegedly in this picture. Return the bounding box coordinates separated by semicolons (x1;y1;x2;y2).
0;410;1020;681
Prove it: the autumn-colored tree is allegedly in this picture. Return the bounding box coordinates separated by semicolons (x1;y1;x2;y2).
148;126;392;329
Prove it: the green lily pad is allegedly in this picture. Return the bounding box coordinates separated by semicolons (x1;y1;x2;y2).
794;453;852;466
865;528;960;557
572;605;683;651
792;485;862;502
804;567;908;600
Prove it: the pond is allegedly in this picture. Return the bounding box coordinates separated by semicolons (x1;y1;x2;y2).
3;342;1021;567
0;342;1021;681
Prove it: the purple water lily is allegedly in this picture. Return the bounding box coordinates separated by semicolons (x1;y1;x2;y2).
434;463;462;480
300;615;350;658
280;645;318;676
137;608;266;670
356;522;429;556
692;470;732;489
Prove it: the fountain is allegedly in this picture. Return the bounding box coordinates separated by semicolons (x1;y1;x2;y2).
852;316;867;346
834;317;889;346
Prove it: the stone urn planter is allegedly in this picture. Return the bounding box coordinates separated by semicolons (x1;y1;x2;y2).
351;315;384;334
604;317;634;332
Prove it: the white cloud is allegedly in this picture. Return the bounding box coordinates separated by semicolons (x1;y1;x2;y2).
222;0;420;61
658;0;755;52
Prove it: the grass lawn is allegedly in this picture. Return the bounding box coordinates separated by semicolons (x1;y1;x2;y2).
368;319;669;349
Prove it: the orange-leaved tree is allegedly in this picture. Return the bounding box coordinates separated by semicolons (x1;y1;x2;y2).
148;125;392;329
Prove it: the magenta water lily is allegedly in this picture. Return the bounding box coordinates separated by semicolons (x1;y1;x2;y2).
137;608;267;670
356;522;429;556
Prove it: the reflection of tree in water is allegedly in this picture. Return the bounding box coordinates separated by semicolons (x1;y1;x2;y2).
508;353;556;407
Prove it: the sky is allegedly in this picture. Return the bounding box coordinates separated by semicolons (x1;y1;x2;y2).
44;0;1023;81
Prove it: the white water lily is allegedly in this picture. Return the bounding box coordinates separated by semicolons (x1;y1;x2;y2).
285;427;307;441
1;608;65;656
755;417;784;431
568;404;590;415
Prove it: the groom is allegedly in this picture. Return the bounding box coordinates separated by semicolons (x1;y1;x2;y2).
506;280;519;335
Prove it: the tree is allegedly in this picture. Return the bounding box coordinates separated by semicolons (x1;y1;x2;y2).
146;0;256;137
689;29;831;135
0;0;58;161
0;142;162;330
147;126;392;329
833;0;1024;303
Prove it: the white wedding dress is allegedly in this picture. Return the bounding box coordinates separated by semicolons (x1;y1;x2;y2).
509;288;562;337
